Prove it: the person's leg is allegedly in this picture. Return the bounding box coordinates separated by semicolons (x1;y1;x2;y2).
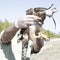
32;38;44;53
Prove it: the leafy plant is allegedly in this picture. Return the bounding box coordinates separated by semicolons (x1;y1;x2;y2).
41;29;60;38
0;19;11;32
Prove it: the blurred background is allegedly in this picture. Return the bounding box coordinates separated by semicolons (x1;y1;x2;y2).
0;0;60;34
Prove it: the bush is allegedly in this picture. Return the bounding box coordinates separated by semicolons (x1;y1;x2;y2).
41;29;60;38
0;19;11;32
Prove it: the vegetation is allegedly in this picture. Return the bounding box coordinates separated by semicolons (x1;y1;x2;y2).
0;19;11;32
0;19;60;38
41;29;60;38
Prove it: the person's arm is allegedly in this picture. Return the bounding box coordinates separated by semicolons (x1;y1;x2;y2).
1;24;19;43
1;15;40;44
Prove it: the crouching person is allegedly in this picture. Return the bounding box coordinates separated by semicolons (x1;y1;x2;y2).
0;7;56;54
0;15;43;54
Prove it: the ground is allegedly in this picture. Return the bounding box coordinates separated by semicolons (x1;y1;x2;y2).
0;38;60;60
31;38;60;60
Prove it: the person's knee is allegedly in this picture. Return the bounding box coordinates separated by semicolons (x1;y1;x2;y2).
33;38;44;53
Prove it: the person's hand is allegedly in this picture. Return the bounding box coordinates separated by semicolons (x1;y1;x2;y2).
15;15;41;28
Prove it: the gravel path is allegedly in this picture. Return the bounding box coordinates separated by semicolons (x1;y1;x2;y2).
31;38;60;60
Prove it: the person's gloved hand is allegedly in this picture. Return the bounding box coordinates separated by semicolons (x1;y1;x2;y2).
15;15;41;28
45;9;57;17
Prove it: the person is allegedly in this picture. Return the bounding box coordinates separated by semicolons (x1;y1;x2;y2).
0;8;56;53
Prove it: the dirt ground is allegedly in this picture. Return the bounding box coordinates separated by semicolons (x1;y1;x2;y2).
0;37;60;60
31;39;60;60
